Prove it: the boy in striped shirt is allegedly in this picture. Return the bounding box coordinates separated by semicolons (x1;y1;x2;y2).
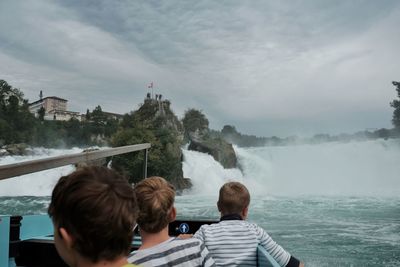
128;176;215;267
193;182;304;267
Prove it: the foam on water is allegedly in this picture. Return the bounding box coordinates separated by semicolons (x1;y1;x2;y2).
2;139;399;197
182;149;243;195
183;139;400;196
0;147;82;196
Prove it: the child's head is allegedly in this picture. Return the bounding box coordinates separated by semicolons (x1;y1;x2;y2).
218;181;250;216
134;176;175;233
48;166;138;265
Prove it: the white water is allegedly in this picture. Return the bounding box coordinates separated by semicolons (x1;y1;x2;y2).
182;149;244;195
183;139;400;197
0;147;82;196
1;139;400;197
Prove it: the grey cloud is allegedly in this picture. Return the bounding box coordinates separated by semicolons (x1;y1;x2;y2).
0;0;399;135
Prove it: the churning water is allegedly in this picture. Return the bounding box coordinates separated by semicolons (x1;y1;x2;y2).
183;139;400;197
181;139;400;266
0;147;81;196
1;140;400;266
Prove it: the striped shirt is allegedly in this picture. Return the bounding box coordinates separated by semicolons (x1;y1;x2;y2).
193;220;291;267
128;237;215;267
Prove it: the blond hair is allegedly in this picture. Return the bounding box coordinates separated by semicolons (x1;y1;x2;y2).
218;181;250;215
134;176;175;233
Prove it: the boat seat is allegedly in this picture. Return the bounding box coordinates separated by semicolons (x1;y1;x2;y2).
15;238;68;267
11;218;279;266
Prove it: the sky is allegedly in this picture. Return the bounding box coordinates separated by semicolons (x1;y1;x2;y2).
0;0;399;137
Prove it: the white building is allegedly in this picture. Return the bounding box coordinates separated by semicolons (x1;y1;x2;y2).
29;96;82;121
45;109;82;121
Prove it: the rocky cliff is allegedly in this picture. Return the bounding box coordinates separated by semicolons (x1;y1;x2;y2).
186;129;237;169
111;97;192;191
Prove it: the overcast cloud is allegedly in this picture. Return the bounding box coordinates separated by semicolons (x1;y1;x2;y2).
1;0;399;137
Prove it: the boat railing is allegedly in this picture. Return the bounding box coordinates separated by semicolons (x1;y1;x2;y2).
0;143;151;181
257;246;280;267
0;143;151;267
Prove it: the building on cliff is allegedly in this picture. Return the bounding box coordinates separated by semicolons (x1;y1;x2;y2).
28;94;83;121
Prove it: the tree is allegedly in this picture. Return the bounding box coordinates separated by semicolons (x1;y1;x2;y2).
90;105;107;135
110;99;185;187
0;80;24;111
220;125;241;144
91;105;106;125
182;108;209;133
0;80;35;144
221;125;238;136
85;109;90;120
38;106;46;121
390;81;400;129
104;118;119;137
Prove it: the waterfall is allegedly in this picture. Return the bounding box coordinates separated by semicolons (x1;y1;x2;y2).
183;139;400;196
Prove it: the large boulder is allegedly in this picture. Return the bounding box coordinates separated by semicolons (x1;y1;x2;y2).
170;176;193;193
188;134;237;169
3;143;29;156
0;148;9;157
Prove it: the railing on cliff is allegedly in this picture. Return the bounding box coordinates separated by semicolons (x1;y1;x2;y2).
0;143;151;181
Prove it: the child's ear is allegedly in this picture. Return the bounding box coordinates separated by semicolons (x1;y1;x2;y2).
217;201;221;212
242;206;249;220
169;206;177;222
59;227;74;249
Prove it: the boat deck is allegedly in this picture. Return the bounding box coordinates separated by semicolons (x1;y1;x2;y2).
1;215;280;267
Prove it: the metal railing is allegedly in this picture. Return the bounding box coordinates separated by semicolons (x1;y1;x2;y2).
0;143;151;181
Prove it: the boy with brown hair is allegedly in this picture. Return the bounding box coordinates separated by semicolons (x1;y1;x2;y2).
193;181;304;267
128;176;215;267
48;166;139;267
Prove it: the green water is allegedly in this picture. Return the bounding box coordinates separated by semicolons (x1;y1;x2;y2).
176;195;400;267
1;195;399;266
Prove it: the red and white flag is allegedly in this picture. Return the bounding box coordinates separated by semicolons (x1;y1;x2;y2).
148;82;153;88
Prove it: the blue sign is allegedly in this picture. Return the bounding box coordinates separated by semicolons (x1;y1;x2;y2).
179;223;189;234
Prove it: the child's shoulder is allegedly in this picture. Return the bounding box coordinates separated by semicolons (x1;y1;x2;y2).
204;220;261;230
173;236;202;246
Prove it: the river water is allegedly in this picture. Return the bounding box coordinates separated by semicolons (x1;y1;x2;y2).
1;140;399;266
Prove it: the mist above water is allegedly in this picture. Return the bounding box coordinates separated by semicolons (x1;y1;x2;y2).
183;139;400;197
1;139;399;197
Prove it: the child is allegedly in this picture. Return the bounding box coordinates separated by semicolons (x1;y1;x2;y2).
193;181;304;267
128;176;215;267
48;166;139;267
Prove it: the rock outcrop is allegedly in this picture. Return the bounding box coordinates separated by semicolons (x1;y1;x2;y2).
1;143;32;156
188;138;237;169
187;131;237;169
111;97;191;192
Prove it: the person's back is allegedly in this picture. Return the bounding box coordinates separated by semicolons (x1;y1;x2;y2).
194;218;290;266
193;182;303;267
128;176;215;267
48;166;139;267
130;235;212;266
